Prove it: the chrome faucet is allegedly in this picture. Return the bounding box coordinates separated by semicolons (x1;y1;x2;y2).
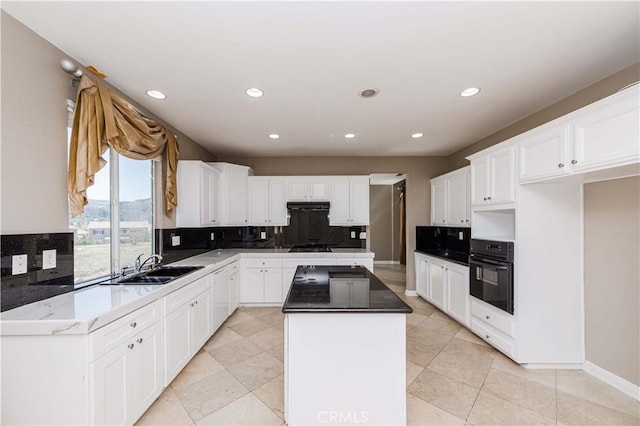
135;254;163;272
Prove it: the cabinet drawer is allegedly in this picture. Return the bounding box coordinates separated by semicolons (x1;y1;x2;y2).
471;299;515;338
243;258;282;269
282;258;337;268
471;318;516;358
90;299;162;361
164;275;211;315
226;261;239;274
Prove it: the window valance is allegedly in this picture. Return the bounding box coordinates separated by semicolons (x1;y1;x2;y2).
68;75;179;218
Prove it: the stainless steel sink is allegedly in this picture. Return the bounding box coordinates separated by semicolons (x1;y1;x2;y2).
100;265;204;285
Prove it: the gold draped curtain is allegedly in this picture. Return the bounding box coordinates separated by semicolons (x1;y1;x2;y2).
68;75;179;218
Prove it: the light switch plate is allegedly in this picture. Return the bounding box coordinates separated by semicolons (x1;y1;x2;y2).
211;232;215;241
459;232;464;240
43;249;56;270
260;231;267;240
12;254;27;275
359;232;367;239
350;231;356;238
171;235;181;246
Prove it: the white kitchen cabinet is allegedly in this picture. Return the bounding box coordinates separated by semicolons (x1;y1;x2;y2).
470;299;516;358
430;167;470;226
286;176;331;201
163;276;212;386
240;258;284;304
91;306;163;426
445;263;470;326
470;146;515;207
210;163;253;225
229;272;240;314
211;267;230;333
176;161;221;227
428;259;446;311
519;85;639;183
329;278;370;307
249;176;287;226
414;252;430;299
330;176;370;225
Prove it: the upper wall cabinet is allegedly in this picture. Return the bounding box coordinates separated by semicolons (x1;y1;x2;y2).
519;85;639;184
286;177;332;201
430;166;470;227
330;176;370;226
249;177;287;226
176;161;221;227
469;146;516;207
210;163;253;225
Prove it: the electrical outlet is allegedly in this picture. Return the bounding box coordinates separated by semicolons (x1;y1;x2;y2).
171;235;181;246
260;231;267;240
210;232;215;241
350;231;356;239
42;249;57;270
12;254;27;275
459;232;464;240
359;232;367;239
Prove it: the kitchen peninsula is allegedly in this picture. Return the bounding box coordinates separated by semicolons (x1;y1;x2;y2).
282;265;412;425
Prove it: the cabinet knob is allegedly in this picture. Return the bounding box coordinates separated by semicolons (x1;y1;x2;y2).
442;220;445;223
483;197;487;201
465;220;469;223
130;322;137;328
558;163;564;168
485;335;490;340
128;343;134;349
460;220;464;223
245;220;247;222
486;315;490;320
487;196;492;200
190;302;194;307
571;159;578;164
137;338;143;344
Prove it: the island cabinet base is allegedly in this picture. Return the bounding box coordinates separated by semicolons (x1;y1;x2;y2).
284;313;406;425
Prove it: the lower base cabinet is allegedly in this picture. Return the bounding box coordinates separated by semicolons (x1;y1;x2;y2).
212;268;230;332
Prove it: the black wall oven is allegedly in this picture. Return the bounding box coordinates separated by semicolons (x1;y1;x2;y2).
469;239;514;315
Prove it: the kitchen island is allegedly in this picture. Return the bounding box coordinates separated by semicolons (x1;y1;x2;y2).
282;265;412;425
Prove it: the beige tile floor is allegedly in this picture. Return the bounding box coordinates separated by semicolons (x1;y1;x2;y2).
137;265;640;425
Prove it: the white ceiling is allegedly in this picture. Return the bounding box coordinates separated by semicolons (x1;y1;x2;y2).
3;1;639;158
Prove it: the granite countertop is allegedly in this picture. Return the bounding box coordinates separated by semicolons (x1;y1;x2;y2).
282;265;413;314
0;248;374;336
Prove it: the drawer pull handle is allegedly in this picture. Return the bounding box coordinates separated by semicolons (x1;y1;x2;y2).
130;322;137;328
485;335;490;340
558;163;565;168
137;338;143;344
195;300;198;305
128;343;134;349
571;159;578;164
486;315;490;320
483;197;487;201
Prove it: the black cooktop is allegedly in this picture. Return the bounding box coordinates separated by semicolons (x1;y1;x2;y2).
288;244;332;253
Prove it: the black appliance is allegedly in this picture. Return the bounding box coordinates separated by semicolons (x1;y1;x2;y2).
289;244;332;253
469;239;514;315
415;226;470;264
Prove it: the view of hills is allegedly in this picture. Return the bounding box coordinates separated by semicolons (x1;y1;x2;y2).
69;198;152;227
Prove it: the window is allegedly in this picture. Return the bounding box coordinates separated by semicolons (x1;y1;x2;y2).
68;127;154;283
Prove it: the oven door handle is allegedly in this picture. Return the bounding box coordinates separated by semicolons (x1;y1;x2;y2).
469;259;509;271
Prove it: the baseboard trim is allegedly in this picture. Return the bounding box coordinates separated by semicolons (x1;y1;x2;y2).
583;361;640;401
404;290;418;297
374;260;401;265
523;363;582;370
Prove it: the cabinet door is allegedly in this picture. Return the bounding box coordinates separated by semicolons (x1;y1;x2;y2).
264;268;284;303
241;268;265;303
518;126;572;183
91;344;131;425
191;288;212;351
268;178;287;225
446;266;470;327
164;303;191;385
415;254;430;299
132;322;163;420
249;177;270;225
573;89;640;172
308;178;331;200
229;273;240;314
329;178;351;225
287;178;309;201
212;271;230;332
431;178;447;225
447;170;469;226
349;177;370;225
225;168;249;225
470;158;489;206
200;166;214;226
489;148;515;204
428;261;446;310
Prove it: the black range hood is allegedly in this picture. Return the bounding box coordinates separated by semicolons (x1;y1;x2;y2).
287;202;330;211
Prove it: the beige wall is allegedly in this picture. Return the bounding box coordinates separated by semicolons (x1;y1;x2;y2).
370;185;393;261
221;156;450;290
584;176;639;386
447;63;640;170
0;12;215;234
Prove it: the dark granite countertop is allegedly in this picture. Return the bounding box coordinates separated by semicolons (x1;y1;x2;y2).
414;249;469;266
282;265;413;314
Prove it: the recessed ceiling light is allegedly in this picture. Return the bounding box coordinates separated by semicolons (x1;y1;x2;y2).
360;89;378;98
268;134;280;139
146;89;166;100
344;133;356;139
246;88;264;98
460;87;481;97
411;133;424;139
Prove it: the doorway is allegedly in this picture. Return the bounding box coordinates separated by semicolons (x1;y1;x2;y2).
369;174;406;265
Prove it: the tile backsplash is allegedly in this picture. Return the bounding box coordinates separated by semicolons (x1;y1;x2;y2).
1;232;74;312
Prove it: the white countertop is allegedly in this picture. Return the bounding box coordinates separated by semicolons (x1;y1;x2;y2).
0;249;374;336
